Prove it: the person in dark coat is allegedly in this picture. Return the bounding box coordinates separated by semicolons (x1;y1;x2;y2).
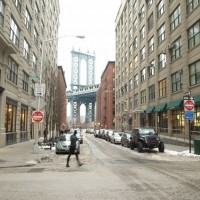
66;130;82;167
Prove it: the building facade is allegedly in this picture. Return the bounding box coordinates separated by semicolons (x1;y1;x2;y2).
96;61;115;129
56;66;67;133
115;0;200;137
0;0;60;147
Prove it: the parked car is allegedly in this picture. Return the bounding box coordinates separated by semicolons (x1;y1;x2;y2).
130;128;164;153
121;132;132;147
105;130;114;141
110;131;123;144
55;133;80;154
99;129;105;138
76;132;83;144
94;129;100;137
86;128;95;134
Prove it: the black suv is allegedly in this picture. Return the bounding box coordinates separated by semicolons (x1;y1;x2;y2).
130;128;164;153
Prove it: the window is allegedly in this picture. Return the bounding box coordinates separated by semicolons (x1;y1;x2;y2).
141;90;146;104
189;60;200;86
20;105;28;131
147;0;153;7
0;0;5;27
139;5;145;21
171;38;182;61
8;57;18;85
42;0;45;13
171;71;182;92
129;79;133;91
140;26;145;41
134;93;138;107
129;97;133;110
158;53;166;70
13;0;21;13
129;62;133;73
149;60;155;76
159;79;167;97
188;21;200;49
32;53;37;70
34;2;39;22
141;68;146;82
10;18;20;47
158;24;165;44
22;71;29;92
133;36;138;50
133;18;137;31
140;46;146;61
5;98;17;132
149;85;155;101
148;13;153;31
25;8;31;33
134;55;138;68
129;44;133;57
187;0;200;14
134;74;138;87
33;27;38;46
170;6;181;31
31;80;35;97
157;0;164;18
23;39;30;61
148;37;154;54
129;27;132;40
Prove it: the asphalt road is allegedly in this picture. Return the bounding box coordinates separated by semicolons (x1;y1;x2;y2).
0;133;199;200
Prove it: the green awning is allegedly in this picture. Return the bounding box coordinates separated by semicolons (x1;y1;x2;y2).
166;99;183;110
194;94;200;105
146;106;155;113
154;103;167;112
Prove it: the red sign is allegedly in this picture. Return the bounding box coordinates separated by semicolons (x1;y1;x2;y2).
184;100;194;111
32;111;44;122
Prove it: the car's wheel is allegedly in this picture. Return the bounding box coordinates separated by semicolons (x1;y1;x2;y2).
159;141;165;152
137;142;143;152
55;151;59;155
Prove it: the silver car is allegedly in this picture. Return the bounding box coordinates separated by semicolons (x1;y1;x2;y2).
110;132;123;144
55;133;80;154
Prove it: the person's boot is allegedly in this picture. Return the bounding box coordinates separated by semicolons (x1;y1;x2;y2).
78;161;83;167
66;163;70;167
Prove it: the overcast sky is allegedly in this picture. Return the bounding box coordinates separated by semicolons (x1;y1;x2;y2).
57;0;121;86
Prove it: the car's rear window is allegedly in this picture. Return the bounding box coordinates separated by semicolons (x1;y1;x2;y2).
59;134;71;141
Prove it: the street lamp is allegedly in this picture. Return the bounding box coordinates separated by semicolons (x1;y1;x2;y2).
33;35;85;153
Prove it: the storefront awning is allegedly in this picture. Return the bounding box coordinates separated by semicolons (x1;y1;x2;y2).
166;99;183;110
154;103;167;112
194;94;200;105
146;106;155;113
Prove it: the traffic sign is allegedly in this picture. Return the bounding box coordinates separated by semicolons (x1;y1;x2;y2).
35;83;45;96
32;111;44;122
185;111;194;121
184;99;194;111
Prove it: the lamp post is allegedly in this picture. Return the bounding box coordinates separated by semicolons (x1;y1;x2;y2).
33;35;85;153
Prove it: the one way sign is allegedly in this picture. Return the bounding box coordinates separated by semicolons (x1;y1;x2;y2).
35;84;45;96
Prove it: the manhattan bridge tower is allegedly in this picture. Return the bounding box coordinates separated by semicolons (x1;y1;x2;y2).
69;49;96;125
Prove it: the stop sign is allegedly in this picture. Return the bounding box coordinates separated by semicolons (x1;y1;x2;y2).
184;100;194;111
32;111;44;122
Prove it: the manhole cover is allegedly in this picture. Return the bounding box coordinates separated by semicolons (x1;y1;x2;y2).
28;168;45;173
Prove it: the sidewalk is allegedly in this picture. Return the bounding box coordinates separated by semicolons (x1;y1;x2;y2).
0;140;54;168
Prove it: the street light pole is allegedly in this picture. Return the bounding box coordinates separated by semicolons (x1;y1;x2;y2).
33;35;85;153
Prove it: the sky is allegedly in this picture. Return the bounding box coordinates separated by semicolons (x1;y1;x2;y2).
57;0;121;87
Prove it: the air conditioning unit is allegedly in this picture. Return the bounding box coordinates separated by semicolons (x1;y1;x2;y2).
168;43;176;50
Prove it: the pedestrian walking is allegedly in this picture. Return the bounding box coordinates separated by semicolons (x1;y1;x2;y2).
66;130;82;167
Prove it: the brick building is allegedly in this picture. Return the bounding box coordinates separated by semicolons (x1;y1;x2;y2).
56;66;67;133
96;61;115;129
